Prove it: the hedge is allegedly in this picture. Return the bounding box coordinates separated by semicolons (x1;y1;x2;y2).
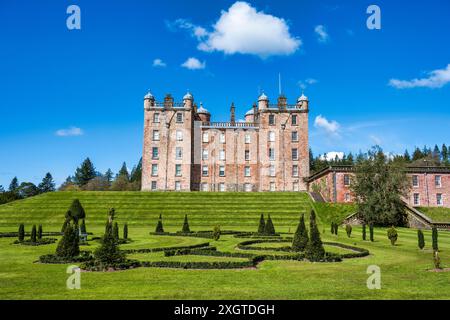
39;252;93;264
13;238;57;246
323;242;370;258
122;242;210;254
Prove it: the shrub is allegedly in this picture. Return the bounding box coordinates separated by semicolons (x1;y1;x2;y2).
345;225;352;238
305;210;325;262
80;219;87;234
18;224;25;242
417;229;425;250
38;224;43;240
213;225;221;241
61;217;69;233
362;223;366;241
155;214;164;233
94;218;125;266
433;250;441;270
292;214;309;252
30;225;37;243
123;223;128;240
56;221;80;259
432;227;438;251
67;199;86;224
369;223;374;242
334;223;339;236
264;215;276;235
387;226;398;245
182;214;191;233
113;222;119;242
330;223;334;235
257;214;265;235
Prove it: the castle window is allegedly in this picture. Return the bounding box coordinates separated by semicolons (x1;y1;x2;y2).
219;183;226;192
203;132;209;143
269;114;275;125
344;174;351;186
202;165;209;176
269;148;275;161
152;147;159;159
153;113;160;123
270;182;276;191
151;181;157;190
291;115;297;125
292;165;299;177
269;165;276;177
220;132;226;143
245;134;251;144
435;175;442;187
345;193;351;202
175;147;183;160
245;150;250;161
413;193;420;206
175;181;181;191
151;164;158;176
244;183;252;192
412;175;419;187
268;131;275;142
437;194;443;206
201;183;208;191
219;165;225;177
292;148;298;161
293;182;299;191
176;113;183;123
219;149;226;161
202;149;209;160
176;130;183;141
175;164;182;177
291;131;298;142
245;166;251;177
152;130;160;141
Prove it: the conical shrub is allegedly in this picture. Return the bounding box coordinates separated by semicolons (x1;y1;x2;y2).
155;214;164;233
182;215;191;233
257;214;265;235
264;215;276;235
305;210;325;262
292;214;309;252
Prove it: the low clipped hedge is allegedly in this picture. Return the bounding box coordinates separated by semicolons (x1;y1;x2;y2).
236;239;291;251
323;242;370;258
14;238;57;246
38;251;93;264
1;232;62;238
81;259;141;271
122;242;210;254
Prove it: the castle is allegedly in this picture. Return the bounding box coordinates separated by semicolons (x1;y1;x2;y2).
142;91;309;192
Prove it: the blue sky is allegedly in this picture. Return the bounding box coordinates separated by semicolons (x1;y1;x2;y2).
1;0;450;187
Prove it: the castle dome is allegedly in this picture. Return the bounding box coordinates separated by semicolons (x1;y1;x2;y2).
144;91;154;100
245;108;254;115
297;93;308;102
258;93;268;101
183;92;194;100
197;103;210;114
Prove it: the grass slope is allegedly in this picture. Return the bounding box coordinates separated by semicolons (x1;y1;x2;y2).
417;207;450;223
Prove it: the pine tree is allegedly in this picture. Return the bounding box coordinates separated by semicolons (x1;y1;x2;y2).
18;223;25;242
104;169;114;187
369;223;374;242
74;158;96;187
38;173;55;193
264;215;276;235
123;223;128;240
403;150;411;162
130;158;142;183
412;147;424;161
113;222;119;241
418;229;425;250
292;214;309;252
257;214;265;234
38;224;43;240
345;224;352;238
362;223;367;240
56;221;80;259
9;177;19;192
182;214;191;233
305;210;325;262
442;144;449;164
432;227;438;251
117;162;130;181
155;214;164;233
30;225;37;243
68;199;86;224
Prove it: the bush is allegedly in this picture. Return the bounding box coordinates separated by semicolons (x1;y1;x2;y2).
257;214;265;235
387;226;398;245
213;225;221;241
80;219;87;234
369;224;374;242
362;223;366;241
417;229;425;250
123;223;128;240
30;225;37;243
18;224;25;242
94;219;125;266
67;199;86;224
292;214;309;252
305;210;325;262
56;221;80;259
345;225;352;238
334;223;339;236
432;227;438;251
330;222;334;235
113;222;119;242
264;214;276;235
38;224;43;240
433;250;441;270
182;214;190;233
155;214;164;233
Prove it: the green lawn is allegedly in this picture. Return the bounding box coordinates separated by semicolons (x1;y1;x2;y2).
417;207;450;223
0;192;449;300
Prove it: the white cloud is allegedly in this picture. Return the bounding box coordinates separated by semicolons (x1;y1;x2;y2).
298;78;318;90
320;151;344;161
55;127;83;137
314;25;329;43
314;115;340;135
369;134;382;145
171;2;301;58
389;64;450;89
152;58;166;67
181;57;206;70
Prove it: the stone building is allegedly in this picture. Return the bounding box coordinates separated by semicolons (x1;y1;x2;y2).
308;165;450;208
142;91;309;192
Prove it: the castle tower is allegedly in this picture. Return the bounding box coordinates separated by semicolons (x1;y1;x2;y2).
258;93;269;110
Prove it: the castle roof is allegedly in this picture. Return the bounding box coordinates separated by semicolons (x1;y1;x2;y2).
297;93;308;102
245;108;254;115
197;103;210;114
183;92;193;100
258;93;268;101
144;91;154;100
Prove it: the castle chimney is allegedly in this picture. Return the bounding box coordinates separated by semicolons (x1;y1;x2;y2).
278;94;287;111
230;102;235;124
252;103;258;122
164;93;174;109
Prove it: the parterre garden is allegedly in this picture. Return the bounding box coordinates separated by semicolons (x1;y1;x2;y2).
0;192;449;299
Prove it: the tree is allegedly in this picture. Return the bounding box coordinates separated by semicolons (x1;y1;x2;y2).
442;144;449;164
123;223;128;240
257;214;265;234
94;214;125;266
351;147;410;226
113;222;119;242
412;147;424;161
56;221;80;259
38;224;43;240
432;227;438;251
362;223;367;240
130;158;142;190
30;225;37;243
38;173;55;193
0;185;4;192
59;176;79;191
9;177;19;192
264;215;276;235
18;224;25;242
213;225;221;241
387;226;398;245
418;229;425;250
117;162;130;181
17;182;40;198
369;224;374;242
67;199;86;225
403;150;411;162
182;215;190;233
110;174;131;191
334;223;339;235
292;214;309;252
155;214;164;233
84;176;110;191
345;224;352;238
305;210;325;262
74;158;96;187
104;169;114;187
